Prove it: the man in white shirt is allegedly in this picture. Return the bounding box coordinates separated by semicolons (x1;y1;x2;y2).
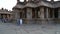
20;19;23;25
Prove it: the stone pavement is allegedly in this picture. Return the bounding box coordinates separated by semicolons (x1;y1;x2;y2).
0;22;60;34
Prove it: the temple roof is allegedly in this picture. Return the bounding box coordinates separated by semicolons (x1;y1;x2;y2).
53;1;60;8
25;1;38;8
0;9;12;14
13;2;25;9
38;1;53;8
13;0;60;9
14;4;24;9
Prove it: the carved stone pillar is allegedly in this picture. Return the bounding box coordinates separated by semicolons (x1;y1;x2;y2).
52;9;54;18
15;10;20;19
46;8;49;18
34;9;37;18
40;7;44;19
12;9;20;23
15;12;18;19
46;8;50;24
7;14;9;19
26;8;32;24
38;11;41;18
48;8;50;18
40;7;45;25
27;8;32;19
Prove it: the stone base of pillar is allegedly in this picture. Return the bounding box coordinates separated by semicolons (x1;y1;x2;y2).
24;19;42;24
25;19;33;24
41;19;48;25
41;21;47;25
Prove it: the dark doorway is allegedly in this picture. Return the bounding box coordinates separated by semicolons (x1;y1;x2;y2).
32;8;35;18
54;8;58;18
20;12;23;18
50;8;53;18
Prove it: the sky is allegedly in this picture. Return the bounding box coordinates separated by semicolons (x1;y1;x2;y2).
0;0;59;11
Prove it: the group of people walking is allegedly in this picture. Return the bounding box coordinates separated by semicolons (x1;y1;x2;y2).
0;18;11;23
17;19;23;25
0;18;23;25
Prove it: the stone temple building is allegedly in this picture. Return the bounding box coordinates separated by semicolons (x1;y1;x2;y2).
12;0;60;24
0;8;13;22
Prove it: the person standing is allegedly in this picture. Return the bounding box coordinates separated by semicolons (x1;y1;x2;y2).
17;19;20;25
20;19;23;25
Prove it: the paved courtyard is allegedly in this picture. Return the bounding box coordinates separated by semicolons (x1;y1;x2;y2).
0;22;60;34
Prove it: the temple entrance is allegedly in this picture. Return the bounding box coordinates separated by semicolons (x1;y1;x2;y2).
49;8;58;18
49;8;53;18
54;8;58;24
0;14;11;23
19;9;27;24
47;8;58;24
32;8;39;18
1;14;7;19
